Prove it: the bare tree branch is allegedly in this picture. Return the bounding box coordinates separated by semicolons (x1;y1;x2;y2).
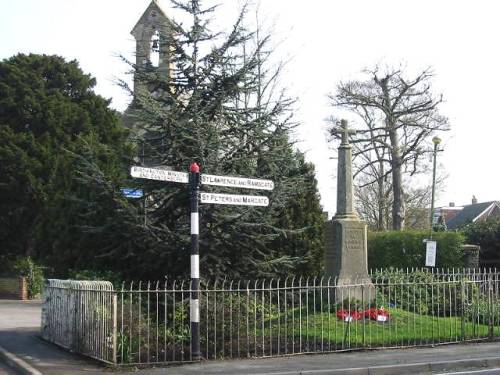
328;65;449;230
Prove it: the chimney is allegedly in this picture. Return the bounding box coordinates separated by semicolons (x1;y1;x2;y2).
449;202;455;207
472;195;478;204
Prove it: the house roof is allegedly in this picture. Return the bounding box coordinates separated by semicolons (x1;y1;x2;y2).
446;201;499;230
438;207;462;223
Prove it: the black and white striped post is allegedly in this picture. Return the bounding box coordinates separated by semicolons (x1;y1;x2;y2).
189;162;201;360
130;163;272;361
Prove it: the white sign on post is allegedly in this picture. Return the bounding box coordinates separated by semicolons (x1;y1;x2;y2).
130;162;272;359
201;174;274;190
200;192;269;207
425;240;437;267
131;166;188;184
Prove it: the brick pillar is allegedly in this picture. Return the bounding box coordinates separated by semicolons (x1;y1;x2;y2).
19;277;28;300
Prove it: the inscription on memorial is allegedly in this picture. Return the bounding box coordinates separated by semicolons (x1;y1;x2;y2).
344;228;363;255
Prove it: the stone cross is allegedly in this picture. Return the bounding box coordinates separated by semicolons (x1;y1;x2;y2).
324;118;373;302
332;119;357;145
334;119;357;218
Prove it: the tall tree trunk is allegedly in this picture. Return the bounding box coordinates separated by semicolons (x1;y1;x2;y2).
390;142;405;230
391;161;405;230
377;161;385;231
381;78;405;231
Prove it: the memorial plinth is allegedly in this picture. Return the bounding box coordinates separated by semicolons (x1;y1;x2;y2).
325;119;374;302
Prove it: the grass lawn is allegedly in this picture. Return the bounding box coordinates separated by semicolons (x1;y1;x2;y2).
259;307;500;350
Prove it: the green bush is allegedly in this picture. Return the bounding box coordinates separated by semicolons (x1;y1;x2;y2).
368;231;465;270
117;298;190;363
465;298;500;326
13;257;44;298
372;269;478;317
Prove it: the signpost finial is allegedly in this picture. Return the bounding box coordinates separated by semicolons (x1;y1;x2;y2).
190;162;200;173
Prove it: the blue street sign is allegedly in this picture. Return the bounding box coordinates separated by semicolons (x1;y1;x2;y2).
121;188;144;198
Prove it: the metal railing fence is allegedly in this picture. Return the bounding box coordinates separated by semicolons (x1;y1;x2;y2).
42;269;500;366
41;279;116;363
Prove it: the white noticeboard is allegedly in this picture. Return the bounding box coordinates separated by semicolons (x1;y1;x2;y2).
200;192;269;207
201;174;274;191
131;166;188;184
425;240;437;267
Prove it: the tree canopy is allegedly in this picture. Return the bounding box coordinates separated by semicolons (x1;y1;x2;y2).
0;53;131;272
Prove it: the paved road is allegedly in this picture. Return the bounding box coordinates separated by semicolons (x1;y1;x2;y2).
0;300;108;374
0;300;40;330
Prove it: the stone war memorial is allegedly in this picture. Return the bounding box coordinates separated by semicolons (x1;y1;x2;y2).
324;119;374;302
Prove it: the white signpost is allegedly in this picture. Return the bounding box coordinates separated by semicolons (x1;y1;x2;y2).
130;164;273;361
131;166;188;183
201;174;274;190
200;192;269;206
425;240;437;267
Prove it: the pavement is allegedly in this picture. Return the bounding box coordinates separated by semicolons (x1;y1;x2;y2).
135;342;500;375
0;300;107;374
1;299;500;375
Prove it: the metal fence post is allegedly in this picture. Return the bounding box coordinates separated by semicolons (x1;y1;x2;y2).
112;293;118;364
70;284;76;351
460;278;466;342
488;273;494;340
361;284;366;349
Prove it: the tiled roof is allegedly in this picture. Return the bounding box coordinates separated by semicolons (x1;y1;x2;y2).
446;201;498;230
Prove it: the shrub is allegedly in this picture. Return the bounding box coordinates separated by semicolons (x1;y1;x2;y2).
13;257;44;298
368;231;465;270
465;298;500;326
116;297;190;363
371;269;479;317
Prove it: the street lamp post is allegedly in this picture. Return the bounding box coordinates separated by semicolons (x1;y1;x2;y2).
429;136;442;233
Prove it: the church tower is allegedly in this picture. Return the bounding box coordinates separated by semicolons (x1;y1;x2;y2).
124;0;173;165
131;0;172;96
124;0;172;131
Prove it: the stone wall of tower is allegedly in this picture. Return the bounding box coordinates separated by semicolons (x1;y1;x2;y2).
124;0;173;134
130;1;172;100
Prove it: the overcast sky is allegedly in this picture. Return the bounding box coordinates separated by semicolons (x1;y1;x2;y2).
1;0;499;216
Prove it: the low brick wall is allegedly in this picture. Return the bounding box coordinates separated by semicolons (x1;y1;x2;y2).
0;277;28;300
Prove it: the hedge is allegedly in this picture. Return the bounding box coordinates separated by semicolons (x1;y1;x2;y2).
368;231;465;270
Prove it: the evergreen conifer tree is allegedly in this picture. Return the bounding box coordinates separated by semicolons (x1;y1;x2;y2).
0;54;131;268
120;0;325;279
